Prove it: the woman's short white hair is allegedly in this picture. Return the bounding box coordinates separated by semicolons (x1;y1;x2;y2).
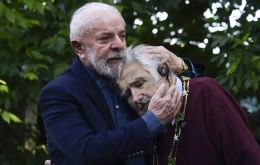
120;45;161;82
69;2;125;41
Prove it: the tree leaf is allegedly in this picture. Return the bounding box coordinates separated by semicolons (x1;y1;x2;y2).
0;84;9;93
0;79;7;85
9;113;22;123
1;111;22;123
23;72;38;81
56;37;66;53
4;8;16;23
2;111;10;124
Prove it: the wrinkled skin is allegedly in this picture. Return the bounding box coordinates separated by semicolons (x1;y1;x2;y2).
134;46;187;74
117;61;182;124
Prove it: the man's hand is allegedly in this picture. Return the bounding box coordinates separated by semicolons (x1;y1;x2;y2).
135;46;188;74
148;84;182;125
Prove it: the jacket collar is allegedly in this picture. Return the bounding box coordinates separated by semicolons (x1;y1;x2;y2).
70;57;115;128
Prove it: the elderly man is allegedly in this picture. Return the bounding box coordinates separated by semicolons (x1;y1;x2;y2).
39;2;199;165
117;45;260;165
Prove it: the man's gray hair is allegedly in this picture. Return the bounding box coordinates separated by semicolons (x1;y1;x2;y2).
120;45;161;82
70;2;125;41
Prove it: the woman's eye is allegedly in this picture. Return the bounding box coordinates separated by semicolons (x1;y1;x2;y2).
121;89;131;98
135;81;144;87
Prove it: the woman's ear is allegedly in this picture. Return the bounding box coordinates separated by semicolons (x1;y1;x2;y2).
157;62;176;87
157;62;169;77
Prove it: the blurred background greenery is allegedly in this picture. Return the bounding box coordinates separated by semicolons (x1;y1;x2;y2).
0;0;259;164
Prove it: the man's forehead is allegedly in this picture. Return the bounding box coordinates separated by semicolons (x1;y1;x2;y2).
94;29;125;35
88;21;125;36
84;23;125;40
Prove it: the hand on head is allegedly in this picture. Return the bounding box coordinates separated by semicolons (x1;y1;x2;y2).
134;45;187;74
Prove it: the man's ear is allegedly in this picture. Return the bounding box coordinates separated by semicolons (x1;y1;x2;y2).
157;62;169;77
70;41;85;59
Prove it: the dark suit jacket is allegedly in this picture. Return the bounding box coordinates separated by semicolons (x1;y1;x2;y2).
156;77;260;165
39;57;153;165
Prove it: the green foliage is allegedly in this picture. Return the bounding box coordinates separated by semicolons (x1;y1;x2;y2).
1;110;22;124
0;79;9;94
0;0;259;164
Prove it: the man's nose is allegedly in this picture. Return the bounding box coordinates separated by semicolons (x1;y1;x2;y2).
111;35;125;51
131;88;143;102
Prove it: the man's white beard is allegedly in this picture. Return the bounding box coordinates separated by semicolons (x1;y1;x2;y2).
87;49;123;79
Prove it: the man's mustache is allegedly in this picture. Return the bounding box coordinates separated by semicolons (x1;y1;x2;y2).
137;97;151;110
107;51;123;60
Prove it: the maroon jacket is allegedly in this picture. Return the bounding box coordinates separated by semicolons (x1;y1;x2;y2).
156;77;260;165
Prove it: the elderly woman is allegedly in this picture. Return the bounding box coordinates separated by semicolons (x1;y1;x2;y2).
117;45;260;165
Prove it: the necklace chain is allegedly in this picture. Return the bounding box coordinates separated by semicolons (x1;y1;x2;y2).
153;76;190;165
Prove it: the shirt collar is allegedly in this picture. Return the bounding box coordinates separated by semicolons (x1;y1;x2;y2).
85;67;110;89
175;77;183;93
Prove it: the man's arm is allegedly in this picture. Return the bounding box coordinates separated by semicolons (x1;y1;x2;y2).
134;45;205;77
40;82;181;164
40;85;151;164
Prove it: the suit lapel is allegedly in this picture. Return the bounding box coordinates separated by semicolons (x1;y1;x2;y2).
71;57;115;128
